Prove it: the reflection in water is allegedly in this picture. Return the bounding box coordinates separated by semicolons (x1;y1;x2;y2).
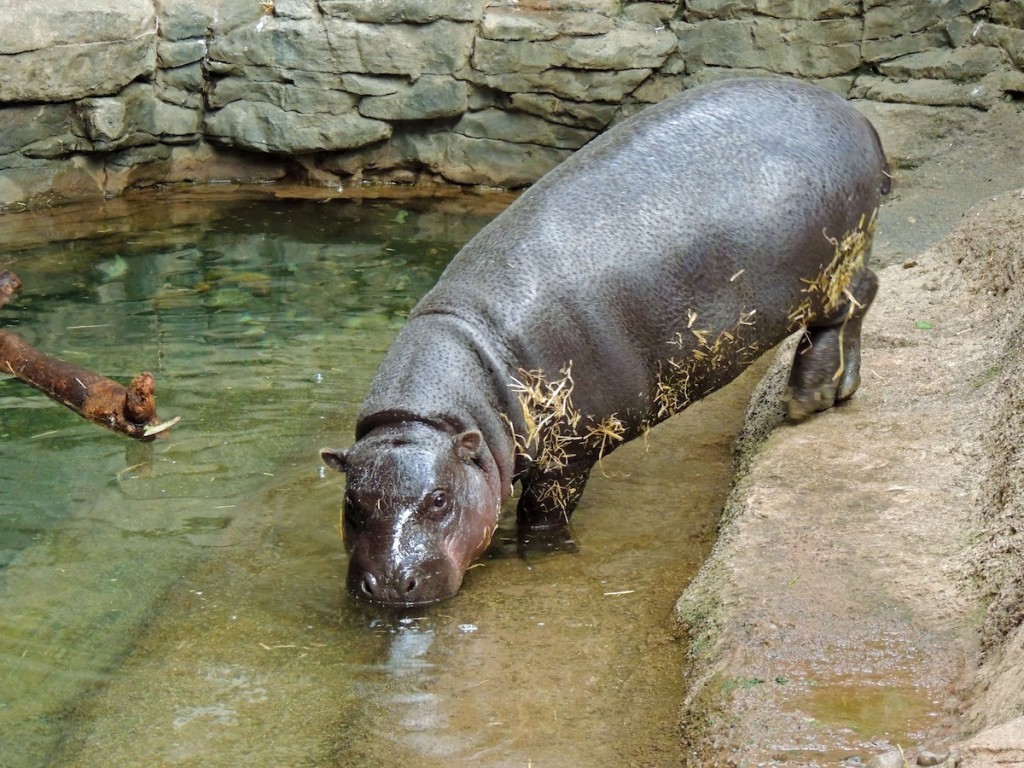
1;189;751;767
380;623;446;746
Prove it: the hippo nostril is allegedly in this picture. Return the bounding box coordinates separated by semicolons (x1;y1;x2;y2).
360;572;378;597
400;571;418;595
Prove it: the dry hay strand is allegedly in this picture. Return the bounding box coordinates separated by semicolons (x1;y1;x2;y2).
654;308;760;419
583;412;630;478
533;478;580;521
655;357;694;419
583;412;627;457
507;364;582;472
788;209;877;329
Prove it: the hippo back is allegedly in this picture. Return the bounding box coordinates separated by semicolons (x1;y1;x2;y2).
361;77;888;458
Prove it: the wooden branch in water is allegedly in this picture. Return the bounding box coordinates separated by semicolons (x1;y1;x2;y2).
0;269;177;441
0;270;21;306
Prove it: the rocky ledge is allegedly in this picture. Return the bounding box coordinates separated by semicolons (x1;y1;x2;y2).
674;189;1024;766
2;0;1024;208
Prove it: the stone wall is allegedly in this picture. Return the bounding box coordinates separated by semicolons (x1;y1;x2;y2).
1;0;1022;208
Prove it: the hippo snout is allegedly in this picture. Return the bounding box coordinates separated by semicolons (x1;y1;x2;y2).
353;567;418;603
347;552;462;606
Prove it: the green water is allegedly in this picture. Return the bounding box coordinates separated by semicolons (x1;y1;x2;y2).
0;191;467;765
0;189;754;767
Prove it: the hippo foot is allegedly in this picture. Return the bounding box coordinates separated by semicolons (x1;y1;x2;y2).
785;380;844;422
785;269;877;422
784;327;863;421
517;526;578;558
516;464;592;530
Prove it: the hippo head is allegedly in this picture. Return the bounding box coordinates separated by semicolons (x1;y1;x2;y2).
320;422;502;606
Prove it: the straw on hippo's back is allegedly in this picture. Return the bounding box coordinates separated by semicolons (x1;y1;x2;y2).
322;76;890;606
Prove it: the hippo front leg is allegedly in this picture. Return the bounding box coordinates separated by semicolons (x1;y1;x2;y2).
517;461;593;531
785;268;879;421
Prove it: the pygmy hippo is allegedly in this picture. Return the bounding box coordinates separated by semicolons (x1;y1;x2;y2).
322;76;890;606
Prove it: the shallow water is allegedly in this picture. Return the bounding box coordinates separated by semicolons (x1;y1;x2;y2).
0;189;759;767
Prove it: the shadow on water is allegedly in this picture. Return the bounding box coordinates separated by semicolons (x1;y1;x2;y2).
0;188;757;767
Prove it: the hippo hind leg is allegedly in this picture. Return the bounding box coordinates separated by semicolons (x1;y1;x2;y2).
517;461;593;531
785;268;879;421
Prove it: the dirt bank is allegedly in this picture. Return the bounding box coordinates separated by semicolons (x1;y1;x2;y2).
674;101;1024;766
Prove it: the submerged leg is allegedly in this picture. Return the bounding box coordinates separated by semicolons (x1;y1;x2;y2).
785;268;879;421
517;462;593;531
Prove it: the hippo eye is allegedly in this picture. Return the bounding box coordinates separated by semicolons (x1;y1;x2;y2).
343;495;365;528
424;489;450;518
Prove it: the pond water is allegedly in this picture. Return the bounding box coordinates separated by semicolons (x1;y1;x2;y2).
0;188;758;767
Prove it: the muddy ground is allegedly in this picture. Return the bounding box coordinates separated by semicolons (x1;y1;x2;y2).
673;101;1024;766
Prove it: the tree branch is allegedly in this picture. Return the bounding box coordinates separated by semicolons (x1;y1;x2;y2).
0;270;177;441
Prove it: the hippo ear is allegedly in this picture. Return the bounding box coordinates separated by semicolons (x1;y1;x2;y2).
453;430;483;462
320;447;349;473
